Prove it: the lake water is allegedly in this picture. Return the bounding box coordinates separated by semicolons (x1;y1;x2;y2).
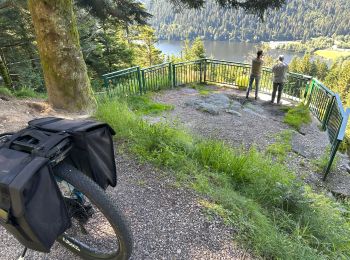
156;40;303;64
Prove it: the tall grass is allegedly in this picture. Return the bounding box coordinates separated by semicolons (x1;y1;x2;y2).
266;130;293;162
190;83;214;95
96;99;350;259
0;87;13;97
284;103;312;130
125;95;174;115
0;86;47;99
14;86;47;99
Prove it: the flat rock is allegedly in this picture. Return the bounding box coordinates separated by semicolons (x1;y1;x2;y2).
243;102;266;114
243;107;266;119
185;93;234;115
292;141;313;158
225;109;242;117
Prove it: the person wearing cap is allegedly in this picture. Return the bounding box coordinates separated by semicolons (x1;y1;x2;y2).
271;55;289;104
246;50;264;100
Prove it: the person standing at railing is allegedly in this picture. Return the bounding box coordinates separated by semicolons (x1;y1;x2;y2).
271;55;289;104
246;50;264;100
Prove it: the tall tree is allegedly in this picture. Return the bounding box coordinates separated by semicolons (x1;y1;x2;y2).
28;0;95;112
191;37;206;59
0;3;40;89
130;26;163;67
0;54;12;88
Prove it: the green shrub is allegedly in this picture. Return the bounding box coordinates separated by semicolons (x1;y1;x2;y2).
284;103;311;131
190;83;214;95
339;136;350;154
125;95;174;115
266;130;293;162
14;86;47;99
312;146;339;173
0;87;13;97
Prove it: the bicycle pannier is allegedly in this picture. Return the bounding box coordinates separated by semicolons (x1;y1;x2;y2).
28;117;117;189
0;147;71;252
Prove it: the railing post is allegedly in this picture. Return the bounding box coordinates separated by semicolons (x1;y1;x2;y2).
168;62;172;88
203;59;207;84
137;67;143;95
305;78;315;106
321;95;335;131
102;76;112;98
323;140;340;181
102;77;107;89
199;61;203;83
172;64;176;88
103;76;109;92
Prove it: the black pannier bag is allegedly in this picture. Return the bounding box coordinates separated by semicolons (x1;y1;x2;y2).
28;117;117;189
0;147;71;252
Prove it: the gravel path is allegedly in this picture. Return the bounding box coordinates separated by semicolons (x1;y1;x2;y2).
0;96;252;259
151;86;350;195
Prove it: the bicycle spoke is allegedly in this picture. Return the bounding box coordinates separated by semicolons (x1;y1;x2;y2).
57;180;119;255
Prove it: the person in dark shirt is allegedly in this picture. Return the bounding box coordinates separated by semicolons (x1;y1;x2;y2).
246;50;264;100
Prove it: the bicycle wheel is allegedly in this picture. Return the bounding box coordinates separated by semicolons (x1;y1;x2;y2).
53;163;132;260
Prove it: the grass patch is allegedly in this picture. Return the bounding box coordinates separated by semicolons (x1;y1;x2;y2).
190;83;214;96
0;86;47;99
96;98;350;259
283;103;311;131
13;87;47;99
0;87;13;97
315;49;350;60
266;130;293;162
312;146;339;173
125;95;174;115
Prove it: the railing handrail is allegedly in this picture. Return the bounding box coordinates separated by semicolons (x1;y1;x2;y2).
173;60;204;66
312;78;335;96
102;66;139;77
337;108;350;141
141;62;171;71
206;58;251;66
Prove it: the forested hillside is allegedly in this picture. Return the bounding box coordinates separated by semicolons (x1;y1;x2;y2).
146;0;350;41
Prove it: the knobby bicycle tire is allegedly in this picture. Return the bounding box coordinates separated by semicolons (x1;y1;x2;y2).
54;163;132;260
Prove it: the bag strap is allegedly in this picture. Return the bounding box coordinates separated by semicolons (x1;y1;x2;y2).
28;117;63;127
4;128;50;149
32;132;70;158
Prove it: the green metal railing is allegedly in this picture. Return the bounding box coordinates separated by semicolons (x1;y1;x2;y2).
102;58;349;179
173;60;203;87
306;79;335;126
102;66;141;96
203;59;311;100
142;63;172;93
302;78;350;179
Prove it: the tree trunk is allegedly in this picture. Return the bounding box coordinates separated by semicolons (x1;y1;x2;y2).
28;0;96;112
0;54;12;89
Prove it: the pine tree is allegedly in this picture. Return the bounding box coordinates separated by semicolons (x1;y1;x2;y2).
131;26;163;67
191;37;206;59
0;55;12;89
